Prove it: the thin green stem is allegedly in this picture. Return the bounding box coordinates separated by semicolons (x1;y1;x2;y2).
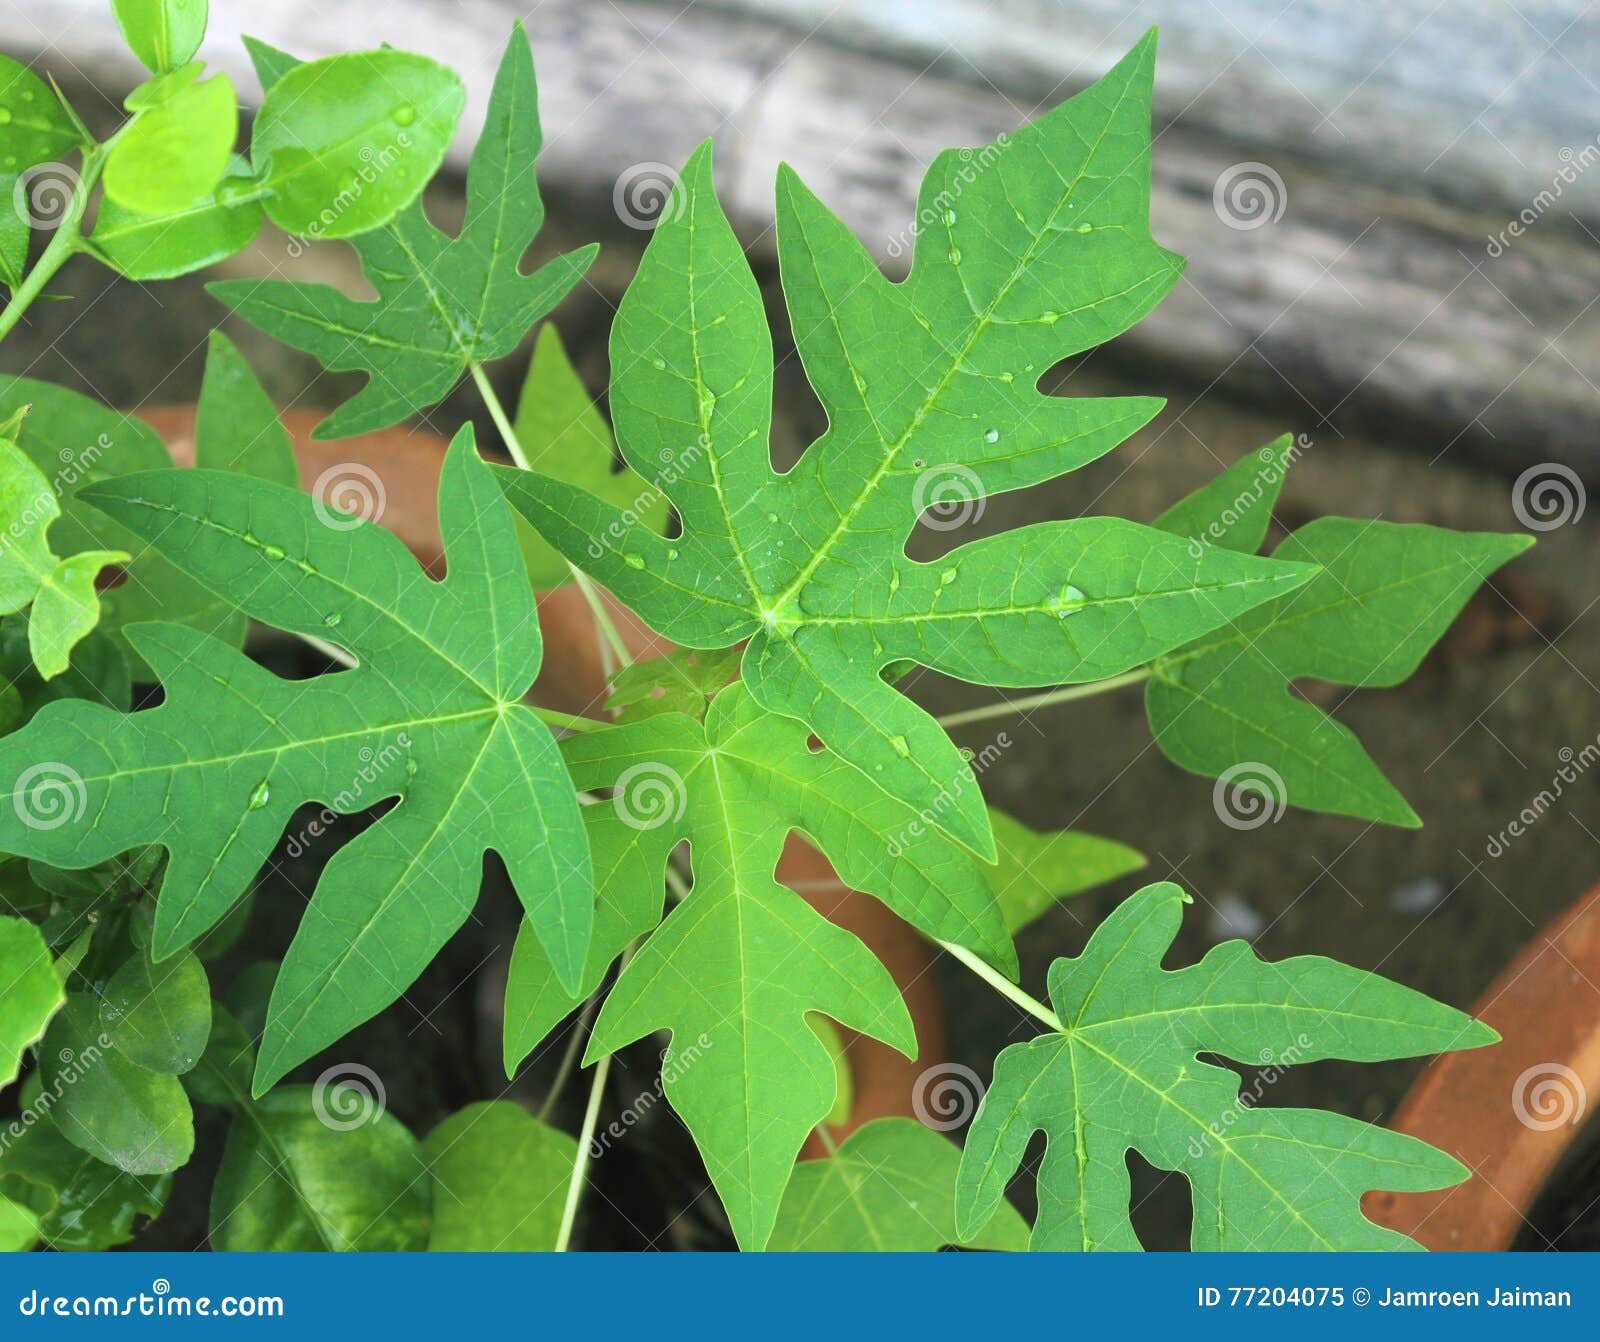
539;990;602;1123
0;145;104;344
554;1046;611;1252
935;666;1152;729
467;359;634;668
936;939;1062;1031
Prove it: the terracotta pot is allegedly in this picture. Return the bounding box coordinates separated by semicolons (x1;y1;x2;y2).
1364;882;1600;1249
137;405;945;1141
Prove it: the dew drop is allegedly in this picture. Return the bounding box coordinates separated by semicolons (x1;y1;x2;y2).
767;513;779;524
666;547;680;561
940;567;958;585
947;247;962;265
1075;222;1094;234
323;612;343;628
942;208;956;227
622;553;645;570
983;428;1000;444
0;109;12;126
248;780;271;810
889;734;910;758
262;544;286;561
393;103;416;126
651;357;666;370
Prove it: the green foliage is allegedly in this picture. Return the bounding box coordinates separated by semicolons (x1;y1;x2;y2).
769;1118;1029;1251
510;325;669;587
211;26;594;438
986;808;1144;932
956;883;1491;1250
102;71;236;215
1149;440;1533;824
494;42;1318;859
110;0;209;75
0;432;593;1093
0;12;1532;1258
0;422;128;679
249;49;463;240
0;914;63;1086
0;55;86;170
40;993;194;1175
507;681;1015;1250
423;1101;575;1251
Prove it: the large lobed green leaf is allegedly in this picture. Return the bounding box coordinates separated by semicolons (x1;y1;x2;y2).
507;682;1014;1250
211;25;594;439
956;882;1492;1250
768;1117;1029;1252
423;1101;574;1251
1149;437;1533;824
0;336;295;674
495;34;1314;858
0;429;592;1094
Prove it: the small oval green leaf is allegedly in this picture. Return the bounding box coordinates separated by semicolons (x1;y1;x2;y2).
100;946;212;1074
0;56;84;170
90;155;262;280
39;994;195;1175
250;50;463;239
103;73;236;216
110;0;208;75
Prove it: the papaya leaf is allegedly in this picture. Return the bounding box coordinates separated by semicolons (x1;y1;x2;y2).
540;683;1014;1251
0;430;127;679
955;882;1493;1251
603;645;743;725
495;36;1315;858
769;1117;1028;1252
0;368;285;675
0;428;592;1094
0;913;64;1086
1150;442;1533;825
0;1193;35;1250
510;325;669;587
192;329;298;487
986;808;1144;933
423;1101;575;1251
211;25;596;439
